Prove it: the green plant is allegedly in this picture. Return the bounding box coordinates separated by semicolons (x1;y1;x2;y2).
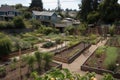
0;66;6;77
21;55;28;67
64;26;75;35
37;26;59;35
30;19;41;29
109;25;115;37
102;74;115;80
104;47;118;70
107;63;116;71
43;53;53;71
34;51;42;71
55;38;63;44
95;48;104;58
10;63;16;71
0;33;12;57
26;55;35;72
0;21;14;29
42;41;55;48
89;34;97;40
13;16;25;28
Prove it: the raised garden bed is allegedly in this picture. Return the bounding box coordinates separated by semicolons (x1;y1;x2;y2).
54;42;91;63
106;36;120;47
0;62;62;80
9;48;36;58
0;48;36;61
91;37;101;45
81;46;120;79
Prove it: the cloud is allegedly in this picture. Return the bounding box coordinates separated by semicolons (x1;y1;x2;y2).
0;0;79;10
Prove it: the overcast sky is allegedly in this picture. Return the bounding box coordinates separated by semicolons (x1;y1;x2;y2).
0;0;120;10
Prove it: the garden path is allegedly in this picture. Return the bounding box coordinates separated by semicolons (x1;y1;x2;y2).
36;41;69;52
54;38;108;79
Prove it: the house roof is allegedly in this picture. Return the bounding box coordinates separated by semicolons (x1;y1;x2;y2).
0;5;17;12
32;11;55;16
55;23;67;28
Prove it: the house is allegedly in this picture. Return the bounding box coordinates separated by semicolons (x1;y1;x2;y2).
55;19;73;32
0;5;20;21
32;11;61;26
55;18;80;32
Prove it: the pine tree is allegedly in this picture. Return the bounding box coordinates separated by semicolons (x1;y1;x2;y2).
29;0;43;11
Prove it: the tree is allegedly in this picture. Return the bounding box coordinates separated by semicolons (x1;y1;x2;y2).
79;0;93;22
43;53;53;71
92;0;100;11
87;11;100;24
34;51;42;71
23;12;32;19
15;4;23;9
29;0;43;11
0;33;12;57
13;16;25;28
98;0;120;23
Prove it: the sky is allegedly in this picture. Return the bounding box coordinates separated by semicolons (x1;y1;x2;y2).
0;0;80;10
0;0;120;10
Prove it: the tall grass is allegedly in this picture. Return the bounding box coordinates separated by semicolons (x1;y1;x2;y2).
104;47;118;68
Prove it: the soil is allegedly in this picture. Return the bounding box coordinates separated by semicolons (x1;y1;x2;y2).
84;48;120;73
106;37;120;47
54;42;90;59
85;52;106;69
0;62;61;80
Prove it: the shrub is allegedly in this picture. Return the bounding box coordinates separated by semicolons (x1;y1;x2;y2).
13;16;25;28
95;47;105;58
107;63;116;71
0;66;6;77
89;34;97;40
42;41;55;48
55;38;63;44
30;19;41;29
0;33;12;56
0;21;14;29
10;63;16;71
102;73;115;80
37;26;59;35
64;26;75;35
23;12;32;19
109;25;115;37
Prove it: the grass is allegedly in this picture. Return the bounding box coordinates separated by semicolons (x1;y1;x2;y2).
104;47;118;67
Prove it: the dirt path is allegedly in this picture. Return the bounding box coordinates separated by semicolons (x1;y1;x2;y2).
54;38;108;79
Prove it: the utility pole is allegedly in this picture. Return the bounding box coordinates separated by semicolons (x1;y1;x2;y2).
57;0;61;13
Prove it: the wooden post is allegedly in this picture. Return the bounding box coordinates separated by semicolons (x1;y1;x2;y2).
19;48;22;80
